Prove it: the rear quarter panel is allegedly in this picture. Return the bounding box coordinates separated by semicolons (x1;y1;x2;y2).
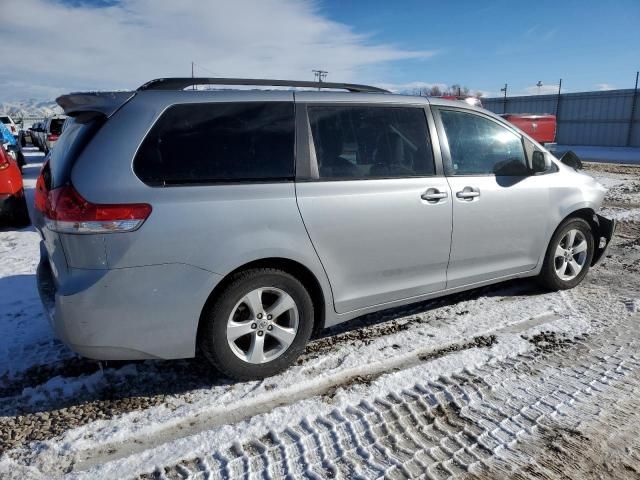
69;90;335;322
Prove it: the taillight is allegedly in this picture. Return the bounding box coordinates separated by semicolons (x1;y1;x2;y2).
38;184;151;234
10;125;16;133
0;148;10;170
47;134;59;142
34;171;48;212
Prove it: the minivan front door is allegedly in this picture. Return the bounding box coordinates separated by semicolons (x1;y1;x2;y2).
295;103;452;314
435;108;550;288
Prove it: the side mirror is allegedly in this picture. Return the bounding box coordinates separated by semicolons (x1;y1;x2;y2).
531;150;550;173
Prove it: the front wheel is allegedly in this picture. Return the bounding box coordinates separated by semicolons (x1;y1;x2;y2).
199;268;314;380
537;217;594;290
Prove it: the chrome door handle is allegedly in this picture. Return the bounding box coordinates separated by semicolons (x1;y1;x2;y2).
421;188;448;202
456;187;480;200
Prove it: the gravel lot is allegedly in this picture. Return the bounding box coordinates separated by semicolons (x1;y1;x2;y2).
0;152;638;479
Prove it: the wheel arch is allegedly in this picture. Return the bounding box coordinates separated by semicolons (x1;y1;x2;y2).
549;207;611;266
197;257;327;345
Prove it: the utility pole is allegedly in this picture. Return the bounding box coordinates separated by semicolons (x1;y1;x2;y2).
191;61;195;90
312;70;328;90
628;71;639;147
500;83;508;113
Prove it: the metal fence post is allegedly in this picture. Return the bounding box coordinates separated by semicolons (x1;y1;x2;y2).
501;83;508;113
627;71;639;147
555;78;562;142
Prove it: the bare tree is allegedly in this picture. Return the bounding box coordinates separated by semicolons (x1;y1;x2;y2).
429;85;442;97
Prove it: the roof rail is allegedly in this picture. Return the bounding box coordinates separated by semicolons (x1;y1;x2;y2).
137;77;390;94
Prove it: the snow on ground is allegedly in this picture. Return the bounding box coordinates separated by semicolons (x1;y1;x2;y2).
0;150;639;479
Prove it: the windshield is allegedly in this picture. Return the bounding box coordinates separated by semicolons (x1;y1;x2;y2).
0;116;11;124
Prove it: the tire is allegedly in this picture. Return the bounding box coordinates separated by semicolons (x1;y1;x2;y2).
17;151;26;170
9;196;30;227
199;268;314;380
537;217;594;290
1;195;30;228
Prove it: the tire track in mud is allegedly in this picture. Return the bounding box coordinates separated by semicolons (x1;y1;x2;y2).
140;313;640;480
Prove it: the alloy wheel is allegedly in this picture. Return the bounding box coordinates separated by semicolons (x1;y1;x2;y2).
554;229;588;281
226;287;299;364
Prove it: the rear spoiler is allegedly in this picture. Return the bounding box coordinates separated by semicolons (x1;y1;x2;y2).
55;91;135;118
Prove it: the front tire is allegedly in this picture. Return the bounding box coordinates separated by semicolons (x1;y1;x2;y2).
537;217;594;290
199;268;314;380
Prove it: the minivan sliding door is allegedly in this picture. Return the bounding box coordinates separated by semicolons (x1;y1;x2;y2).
295;101;452;314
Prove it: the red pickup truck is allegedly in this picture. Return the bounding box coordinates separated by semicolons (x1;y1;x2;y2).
437;95;557;145
500;114;556;145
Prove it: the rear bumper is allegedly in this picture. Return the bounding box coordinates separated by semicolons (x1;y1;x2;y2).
592;214;616;266
37;243;223;360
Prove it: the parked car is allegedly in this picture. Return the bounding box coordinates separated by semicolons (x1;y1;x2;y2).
18;127;32;147
0;114;18;140
0;122;25;171
41;116;67;153
30;122;44;150
501;113;556;145
0;144;29;226
34;78;615;380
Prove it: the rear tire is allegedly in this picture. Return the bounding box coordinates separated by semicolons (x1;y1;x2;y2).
10;196;30;227
537;217;594;290
199;268;314;380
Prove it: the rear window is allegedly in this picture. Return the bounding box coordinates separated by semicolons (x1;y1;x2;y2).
134;102;295;186
50;119;66;135
0;116;11;124
49;115;104;188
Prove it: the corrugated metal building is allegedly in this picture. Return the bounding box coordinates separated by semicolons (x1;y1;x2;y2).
482;89;639;147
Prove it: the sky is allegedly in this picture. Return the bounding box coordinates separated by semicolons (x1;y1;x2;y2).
0;0;638;103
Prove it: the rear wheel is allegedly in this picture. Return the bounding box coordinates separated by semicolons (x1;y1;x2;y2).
199;268;314;380
537;217;594;290
1;195;30;227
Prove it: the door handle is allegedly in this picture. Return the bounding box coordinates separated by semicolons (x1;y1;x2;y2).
456;187;480;200
421;188;448;202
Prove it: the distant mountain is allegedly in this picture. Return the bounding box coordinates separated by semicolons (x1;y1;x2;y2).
0;99;63;119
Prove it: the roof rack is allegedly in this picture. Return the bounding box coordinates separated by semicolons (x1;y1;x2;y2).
137;77;390;94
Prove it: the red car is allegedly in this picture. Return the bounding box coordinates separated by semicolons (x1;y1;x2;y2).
500;114;556;145
0;145;29;226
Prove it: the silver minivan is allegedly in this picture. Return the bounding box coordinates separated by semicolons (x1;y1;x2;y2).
34;78;615;379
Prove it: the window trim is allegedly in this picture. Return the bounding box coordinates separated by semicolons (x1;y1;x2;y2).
132;100;297;188
298;102;442;182
432;106;534;178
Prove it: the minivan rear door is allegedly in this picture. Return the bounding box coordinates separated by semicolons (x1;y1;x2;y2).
295;96;452;314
